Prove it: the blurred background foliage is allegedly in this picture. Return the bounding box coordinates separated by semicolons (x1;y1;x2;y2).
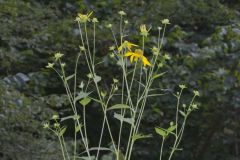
0;0;240;160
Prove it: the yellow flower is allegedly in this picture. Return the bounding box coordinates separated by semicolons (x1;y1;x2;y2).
75;11;93;23
118;41;138;52
140;24;150;37
124;49;152;67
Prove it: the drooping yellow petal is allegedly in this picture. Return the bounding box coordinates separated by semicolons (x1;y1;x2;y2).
126;42;138;51
142;56;152;67
118;41;138;52
124;51;134;57
130;55;135;63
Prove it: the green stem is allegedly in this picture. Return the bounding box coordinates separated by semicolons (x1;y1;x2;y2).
175;89;183;135
96;113;106;159
74;121;77;160
61;135;70;160
159;138;165;160
83;106;89;153
58;136;66;160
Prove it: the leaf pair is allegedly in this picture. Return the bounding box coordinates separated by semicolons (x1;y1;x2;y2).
155;124;177;138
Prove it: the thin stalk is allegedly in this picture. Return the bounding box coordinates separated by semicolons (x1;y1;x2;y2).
83;106;89;153
58;136;66;160
168;95;196;160
127;139;134;160
168;118;186;160
133;24;168;135
61;135;70;160
96;113;106;159
159;138;165;160
76;119;92;158
74;53;81;102
78;22;94;75
175;89;183;135
93;22;96;64
125;124;134;160
53;62;91;159
84;23;94;67
74;121;77;160
96;86;115;158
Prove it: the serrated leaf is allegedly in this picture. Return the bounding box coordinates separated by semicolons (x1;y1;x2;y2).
179;110;186;117
114;113;134;125
66;74;75;81
155;127;167;137
80;97;91;106
75;91;92;102
107;104;131;111
132;133;152;142
152;72;166;79
93;75;101;83
59;127;67;136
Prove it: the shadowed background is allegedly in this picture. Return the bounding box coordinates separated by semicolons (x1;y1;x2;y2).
0;0;240;160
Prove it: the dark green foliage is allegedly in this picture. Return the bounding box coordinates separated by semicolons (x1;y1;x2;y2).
0;0;240;160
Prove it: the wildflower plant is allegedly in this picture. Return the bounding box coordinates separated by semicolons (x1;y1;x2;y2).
44;11;200;160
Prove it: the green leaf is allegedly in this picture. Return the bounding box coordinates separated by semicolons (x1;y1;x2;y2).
132;133;152;142
76;156;95;160
114;113;134;125
107;104;131;111
155;127;167;137
59;127;67;136
93;75;101;83
66;74;75;81
167;125;177;133
152;107;164;116
179;110;186;117
152;72;166;79
90;97;102;104
61;115;80;122
75;91;92;102
75;124;83;133
79;97;91;106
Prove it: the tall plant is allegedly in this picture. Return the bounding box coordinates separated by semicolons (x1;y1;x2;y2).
44;10;200;160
